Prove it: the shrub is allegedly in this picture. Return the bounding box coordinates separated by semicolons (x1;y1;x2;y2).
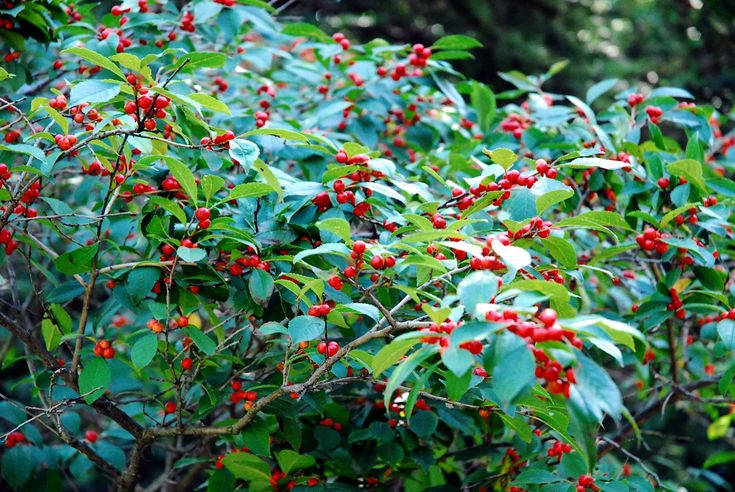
0;1;734;491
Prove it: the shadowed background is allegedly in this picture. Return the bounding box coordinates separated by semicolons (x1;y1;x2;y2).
285;0;735;111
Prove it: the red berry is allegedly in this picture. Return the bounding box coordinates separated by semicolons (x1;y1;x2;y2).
164;402;177;414
181;357;193;370
195;207;211;221
85;430;98;443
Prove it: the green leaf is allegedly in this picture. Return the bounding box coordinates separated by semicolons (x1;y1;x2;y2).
703;450;735;468
189;93;230;114
229;139;260;173
131;333;158;369
499;412;533;443
316;217;352;243
556;210;631;230
585;78;618;105
707;414;732;440
201;175;225;201
177;52;227;71
1;445;31;489
338;303;380;321
275;450;316;475
492;332;535;407
491;239;532;271
717;320;735;350
432;34;483;50
249;269;274;306
55;244;98;275
226;182;275;201
186;328;217;355
542;236;578;268
293;243;351;264
487;148;517;169
163;156;198;206
563;157;629;170
42;318;62;351
409;410;438;438
79;358;111;404
441;344;474;377
69;80;121;107
384;345;439;408
242;128;309;142
222;452;271;482
570;355;622;422
471;82;496;132
288;315;325;344
372;338;420;377
126;267;160;304
281;22;332;42
667;158;706;192
177;246;207;263
536;188;574;214
62;47;127;80
457;271;498;316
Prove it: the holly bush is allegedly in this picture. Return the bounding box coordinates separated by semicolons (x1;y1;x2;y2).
1;1;734;491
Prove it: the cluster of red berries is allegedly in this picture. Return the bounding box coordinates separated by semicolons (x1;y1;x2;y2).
55;133;78;152
230;381;258;404
201;130;235;148
576;475;597;492
645;105;663;124
534;159;558;179
48;94;68;110
1;50;20;63
627;93;644;107
331;179;356;205
319;418;343;431
4;432;25;448
667;288;686;319
316;340;339;357
547;439;573;461
500;113;531;139
122;81;171;131
180;11;195;32
369;254;396;270
327;274;344;290
408;43;432;68
511;217;553;240
635;226;670;254
254;110;269;128
222;253;270;276
533;353;577;398
0;227;18;255
194;207;211;230
698;309;735;326
308;303;332;317
332;32;350;50
110;5;132;16
82;161;110;177
469;255;506;271
93;340;115;359
419;320;459;344
97;25;133;53
4;128;20;143
213;76;229;92
147;319;164;333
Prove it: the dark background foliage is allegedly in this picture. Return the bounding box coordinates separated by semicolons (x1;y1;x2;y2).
288;0;735;110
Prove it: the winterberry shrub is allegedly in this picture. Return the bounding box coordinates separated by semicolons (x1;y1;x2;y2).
0;1;734;491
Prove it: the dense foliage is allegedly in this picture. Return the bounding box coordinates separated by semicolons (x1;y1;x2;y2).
292;0;735;111
1;1;734;491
